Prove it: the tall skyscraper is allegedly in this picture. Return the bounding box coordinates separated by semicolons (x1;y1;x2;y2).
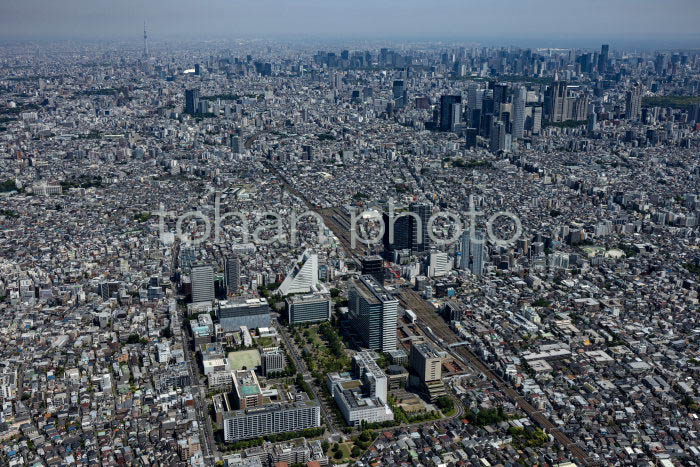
587;111;598;132
625;83;642;121
467;83;483;112
598;44;609;73
392;80;405;108
489;120;510;154
691;103;700;123
439;95;462;132
185;89;199;115
230;135;241;154
460;230;485;276
545;81;567;122
532;106;543;134
409;202;431;254
348;275;398;351
512;86;526;140
225;256;240;295
655;54;667;75
191;264;215;304
382;211;411;253
492;82;508;118
465;127;478;149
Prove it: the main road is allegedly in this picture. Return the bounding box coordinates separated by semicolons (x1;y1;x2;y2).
274;316;338;433
170;241;218;464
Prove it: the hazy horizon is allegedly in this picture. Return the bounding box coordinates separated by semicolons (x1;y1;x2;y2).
1;0;699;49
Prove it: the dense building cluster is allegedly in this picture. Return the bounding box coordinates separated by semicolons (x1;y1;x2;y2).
0;37;699;466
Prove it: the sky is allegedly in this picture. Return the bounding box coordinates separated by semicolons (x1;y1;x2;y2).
1;0;699;48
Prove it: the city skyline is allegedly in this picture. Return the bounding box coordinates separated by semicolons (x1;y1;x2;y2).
0;0;699;48
1;2;700;465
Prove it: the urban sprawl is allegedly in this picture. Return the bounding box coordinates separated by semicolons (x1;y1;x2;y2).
0;37;700;467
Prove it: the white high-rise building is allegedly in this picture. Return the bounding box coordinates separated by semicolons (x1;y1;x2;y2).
513;86;526;140
191;264;214;304
277;251;320;296
467;83;483;112
461;230;485;276
225;256;240;294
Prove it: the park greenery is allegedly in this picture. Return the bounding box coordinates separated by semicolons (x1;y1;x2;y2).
297;323;351;376
60;175;103;189
508;426;549;449
642;95;700;110
451;158;493;169
466;406;517;426
134;212;152;223
0;179;17;192
0;209;19;218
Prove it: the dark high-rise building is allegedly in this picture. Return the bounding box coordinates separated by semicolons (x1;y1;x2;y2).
578;53;592;73
460;230;485;276
194;63;201;76
230;135;241;154
225;256;240;295
465;128;478;149
380;48;389;64
492;83;508;118
382;212;411;253
691;103;700;123
361;255;384;285
392;80;405;108
185;88;199;115
409;202;431;254
545;81;567;123
439;95;462;132
471;109;482;133
490;120;510;153
598;44;609;73
383;203;430;255
655;54;667;74
348;275;398;351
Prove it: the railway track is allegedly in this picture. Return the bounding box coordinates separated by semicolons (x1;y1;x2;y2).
259;149;592;464
262;162;365;261
399;289;593;465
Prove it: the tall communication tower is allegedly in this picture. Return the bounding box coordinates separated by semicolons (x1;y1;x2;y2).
143;21;149;59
